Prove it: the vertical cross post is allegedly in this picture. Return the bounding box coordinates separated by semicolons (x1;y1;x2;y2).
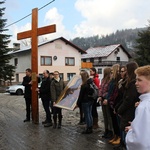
17;8;56;123
31;8;38;123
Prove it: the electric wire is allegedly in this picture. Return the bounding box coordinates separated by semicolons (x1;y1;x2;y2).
5;0;55;28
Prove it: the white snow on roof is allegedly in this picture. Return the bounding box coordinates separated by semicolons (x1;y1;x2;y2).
81;44;120;58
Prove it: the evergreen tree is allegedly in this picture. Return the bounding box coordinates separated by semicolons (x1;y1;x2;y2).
135;22;150;66
0;1;15;84
3;64;15;85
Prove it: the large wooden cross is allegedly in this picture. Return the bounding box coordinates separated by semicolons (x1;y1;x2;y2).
17;8;56;124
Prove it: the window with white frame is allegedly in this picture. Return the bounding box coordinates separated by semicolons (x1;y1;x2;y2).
59;73;64;80
65;57;75;66
67;73;76;81
41;56;52;66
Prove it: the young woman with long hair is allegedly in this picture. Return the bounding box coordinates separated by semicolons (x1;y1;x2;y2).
104;64;121;145
76;70;95;134
98;67;113;138
117;61;139;148
113;65;127;149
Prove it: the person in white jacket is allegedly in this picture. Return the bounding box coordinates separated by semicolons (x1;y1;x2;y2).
125;65;150;150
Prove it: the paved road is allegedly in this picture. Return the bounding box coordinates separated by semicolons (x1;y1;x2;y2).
0;93;113;150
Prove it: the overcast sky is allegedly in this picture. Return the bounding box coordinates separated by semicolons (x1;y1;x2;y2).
3;0;150;47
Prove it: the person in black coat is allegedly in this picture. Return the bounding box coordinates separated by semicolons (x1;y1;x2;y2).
22;68;32;122
75;70;95;134
22;68;41;122
38;70;52;127
116;62;140;149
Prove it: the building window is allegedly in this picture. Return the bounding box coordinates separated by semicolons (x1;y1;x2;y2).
65;57;75;66
98;58;102;63
16;74;19;82
117;57;120;62
41;56;52;66
98;68;102;74
14;58;18;66
59;73;64;80
82;59;86;62
67;73;76;81
90;58;94;63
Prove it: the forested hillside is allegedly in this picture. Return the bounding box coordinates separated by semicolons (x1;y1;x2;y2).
70;27;146;56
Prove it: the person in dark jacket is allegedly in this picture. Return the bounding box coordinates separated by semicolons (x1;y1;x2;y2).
50;71;65;129
116;61;139;149
90;67;100;129
76;70;95;134
48;72;54;114
38;70;52;127
22;68;32;122
113;66;127;149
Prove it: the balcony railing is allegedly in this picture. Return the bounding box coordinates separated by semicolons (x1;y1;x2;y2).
93;61;129;67
81;62;93;68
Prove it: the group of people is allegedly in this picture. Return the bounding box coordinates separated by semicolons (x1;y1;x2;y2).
22;63;150;149
97;62;139;150
22;69;65;129
97;62;150;150
75;62;150;150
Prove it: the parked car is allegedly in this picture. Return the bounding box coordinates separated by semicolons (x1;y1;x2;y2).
6;84;25;95
6;83;41;95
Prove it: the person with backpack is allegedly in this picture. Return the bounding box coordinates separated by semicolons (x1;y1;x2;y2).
90;67;100;129
75;70;97;134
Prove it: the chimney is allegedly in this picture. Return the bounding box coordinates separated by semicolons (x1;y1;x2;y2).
13;43;20;50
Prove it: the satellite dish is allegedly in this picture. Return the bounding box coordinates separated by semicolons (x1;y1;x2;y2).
53;56;57;60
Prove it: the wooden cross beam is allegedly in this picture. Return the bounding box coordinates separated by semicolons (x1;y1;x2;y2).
17;8;56;124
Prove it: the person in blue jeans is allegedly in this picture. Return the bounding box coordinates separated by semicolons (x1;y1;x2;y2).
81;101;93;133
75;70;95;134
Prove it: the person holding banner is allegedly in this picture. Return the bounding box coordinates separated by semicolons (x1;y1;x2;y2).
50;71;65;129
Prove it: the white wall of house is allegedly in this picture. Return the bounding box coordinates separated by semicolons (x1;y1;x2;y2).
9;39;82;83
97;48;129;81
13;51;31;72
82;47;130;83
38;39;81;80
9;51;31;83
106;47;129;61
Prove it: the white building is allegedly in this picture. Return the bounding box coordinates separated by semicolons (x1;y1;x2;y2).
81;44;132;80
8;37;86;83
